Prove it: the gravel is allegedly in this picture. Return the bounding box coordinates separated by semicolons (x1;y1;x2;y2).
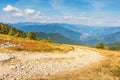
0;48;103;80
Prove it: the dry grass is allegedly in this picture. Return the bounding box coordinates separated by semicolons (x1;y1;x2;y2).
9;39;74;53
0;34;73;53
48;46;120;80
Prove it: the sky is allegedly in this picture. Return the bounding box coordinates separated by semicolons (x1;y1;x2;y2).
0;0;120;26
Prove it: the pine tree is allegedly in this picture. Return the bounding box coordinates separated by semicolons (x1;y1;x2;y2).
27;32;37;40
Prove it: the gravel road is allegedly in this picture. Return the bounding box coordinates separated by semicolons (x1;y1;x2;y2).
0;48;103;80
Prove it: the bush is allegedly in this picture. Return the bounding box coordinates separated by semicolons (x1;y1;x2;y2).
27;32;37;40
95;42;105;49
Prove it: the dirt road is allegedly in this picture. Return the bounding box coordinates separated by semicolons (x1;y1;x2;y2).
0;48;103;80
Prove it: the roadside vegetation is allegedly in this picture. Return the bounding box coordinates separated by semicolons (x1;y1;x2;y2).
48;46;120;80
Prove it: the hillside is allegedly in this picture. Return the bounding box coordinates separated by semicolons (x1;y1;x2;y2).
1;23;81;45
0;23;73;52
36;32;80;45
108;41;120;50
0;23;26;38
0;34;74;53
8;22;120;45
103;32;120;44
9;23;82;43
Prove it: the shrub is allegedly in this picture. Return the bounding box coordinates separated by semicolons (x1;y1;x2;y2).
95;42;105;49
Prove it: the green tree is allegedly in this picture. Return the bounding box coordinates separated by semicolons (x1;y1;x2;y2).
8;28;16;35
0;24;10;34
27;32;37;40
0;23;26;38
95;42;104;49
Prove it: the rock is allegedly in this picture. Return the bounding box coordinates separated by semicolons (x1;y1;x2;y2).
0;54;11;61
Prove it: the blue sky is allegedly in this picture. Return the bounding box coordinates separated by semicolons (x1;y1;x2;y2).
0;0;120;26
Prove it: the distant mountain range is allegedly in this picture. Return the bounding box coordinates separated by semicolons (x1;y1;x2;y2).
8;22;120;45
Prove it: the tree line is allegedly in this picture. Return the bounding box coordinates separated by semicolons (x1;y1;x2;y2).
0;23;37;40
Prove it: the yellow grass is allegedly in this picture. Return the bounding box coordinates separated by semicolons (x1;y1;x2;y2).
0;34;74;53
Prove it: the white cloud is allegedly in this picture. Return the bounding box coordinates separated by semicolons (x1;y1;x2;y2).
13;12;24;17
2;5;47;21
63;16;73;19
25;8;35;14
3;5;20;12
33;11;46;19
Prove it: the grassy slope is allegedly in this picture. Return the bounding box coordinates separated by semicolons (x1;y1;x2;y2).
0;34;74;53
48;46;120;80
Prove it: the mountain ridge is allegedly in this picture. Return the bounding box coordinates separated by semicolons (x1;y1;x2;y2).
7;22;120;45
